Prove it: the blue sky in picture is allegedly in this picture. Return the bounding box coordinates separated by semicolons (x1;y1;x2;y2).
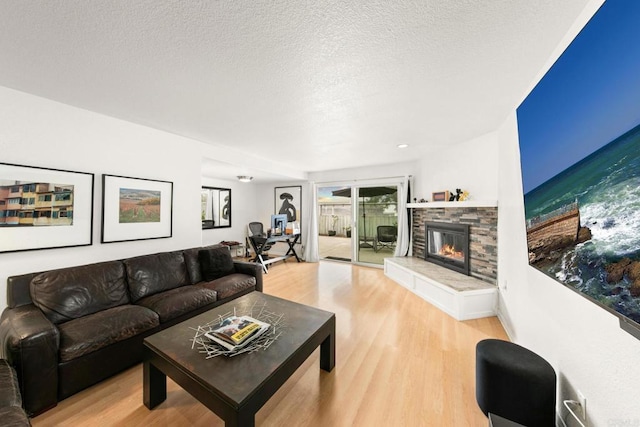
517;0;640;193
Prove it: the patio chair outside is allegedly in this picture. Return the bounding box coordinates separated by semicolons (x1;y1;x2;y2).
374;225;397;252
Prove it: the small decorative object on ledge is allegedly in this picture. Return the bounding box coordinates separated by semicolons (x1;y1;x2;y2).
448;188;470;201
190;301;285;358
432;191;449;202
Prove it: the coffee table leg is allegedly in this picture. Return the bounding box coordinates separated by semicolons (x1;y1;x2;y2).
226;411;255;427
143;359;167;409
320;326;335;372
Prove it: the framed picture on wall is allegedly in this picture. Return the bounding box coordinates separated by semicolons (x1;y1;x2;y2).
274;185;302;236
101;174;173;243
0;162;94;253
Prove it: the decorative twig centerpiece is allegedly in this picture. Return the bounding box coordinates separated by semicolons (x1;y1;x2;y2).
190;301;285;358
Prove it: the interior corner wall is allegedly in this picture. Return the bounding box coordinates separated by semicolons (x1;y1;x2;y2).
412;132;499;202
497;112;640;425
201;177;262;248
0;87;203;310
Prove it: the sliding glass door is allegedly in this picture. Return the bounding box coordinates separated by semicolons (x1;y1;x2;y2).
317;184;399;266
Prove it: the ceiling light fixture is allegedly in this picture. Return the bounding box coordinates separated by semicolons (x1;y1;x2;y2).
237;176;253;183
397;144;409;149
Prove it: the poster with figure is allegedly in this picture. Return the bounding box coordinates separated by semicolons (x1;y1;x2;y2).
275;186;301;236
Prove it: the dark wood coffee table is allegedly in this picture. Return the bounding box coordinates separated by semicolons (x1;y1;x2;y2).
143;292;335;426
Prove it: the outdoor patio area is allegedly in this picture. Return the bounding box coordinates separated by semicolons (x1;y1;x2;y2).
318;235;394;265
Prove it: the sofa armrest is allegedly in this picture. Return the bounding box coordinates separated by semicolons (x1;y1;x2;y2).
0;304;60;415
233;261;263;292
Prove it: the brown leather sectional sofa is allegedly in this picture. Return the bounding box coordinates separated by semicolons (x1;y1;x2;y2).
0;245;262;416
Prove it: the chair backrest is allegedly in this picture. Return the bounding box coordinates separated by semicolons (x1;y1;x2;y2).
377;225;397;242
248;222;265;237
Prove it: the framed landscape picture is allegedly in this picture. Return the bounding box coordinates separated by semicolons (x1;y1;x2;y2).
0;162;94;253
101;174;173;243
274;185;301;235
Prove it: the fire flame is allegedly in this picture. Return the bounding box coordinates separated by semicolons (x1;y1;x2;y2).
438;244;464;260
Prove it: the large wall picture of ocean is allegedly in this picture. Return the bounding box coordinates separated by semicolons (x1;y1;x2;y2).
517;0;640;331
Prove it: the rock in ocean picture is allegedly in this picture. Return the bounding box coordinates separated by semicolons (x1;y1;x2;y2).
517;0;640;332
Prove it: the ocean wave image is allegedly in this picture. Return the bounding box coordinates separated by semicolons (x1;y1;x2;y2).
523;124;640;324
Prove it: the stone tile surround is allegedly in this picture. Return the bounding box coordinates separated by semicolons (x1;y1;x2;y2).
412;207;498;284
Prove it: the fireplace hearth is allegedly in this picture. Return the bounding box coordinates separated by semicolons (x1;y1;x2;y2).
424;222;470;275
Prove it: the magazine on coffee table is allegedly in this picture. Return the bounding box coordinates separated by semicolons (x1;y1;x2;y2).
205;316;270;351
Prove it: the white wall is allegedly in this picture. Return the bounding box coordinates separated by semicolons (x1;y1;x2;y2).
497;113;640;425
0;87;203;309
308;161;416;184
412;131;499;203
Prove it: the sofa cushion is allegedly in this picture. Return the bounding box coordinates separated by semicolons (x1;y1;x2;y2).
57;305;159;363
183;244;225;284
30;261;130;325
136;285;217;323
198;273;256;300
198;247;235;282
124;251;191;303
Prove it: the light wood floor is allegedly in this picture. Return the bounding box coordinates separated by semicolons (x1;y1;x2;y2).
31;261;507;427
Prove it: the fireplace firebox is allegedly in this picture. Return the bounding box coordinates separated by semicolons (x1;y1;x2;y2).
424;222;470;275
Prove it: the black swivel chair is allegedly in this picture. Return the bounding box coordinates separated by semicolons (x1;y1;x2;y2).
374;225;397;252
247;222;272;262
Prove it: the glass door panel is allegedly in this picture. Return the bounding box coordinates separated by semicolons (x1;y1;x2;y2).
317;185;352;262
356;186;399;265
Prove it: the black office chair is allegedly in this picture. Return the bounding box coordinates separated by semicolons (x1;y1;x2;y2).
374;225;397;252
247;222;272;262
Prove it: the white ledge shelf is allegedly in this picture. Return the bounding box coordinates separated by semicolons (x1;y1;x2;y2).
407;200;497;208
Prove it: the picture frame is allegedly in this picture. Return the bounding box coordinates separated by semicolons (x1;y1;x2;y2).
201;186;231;229
0;162;94;253
432;191;450;202
101;174;173;243
274;186;302;236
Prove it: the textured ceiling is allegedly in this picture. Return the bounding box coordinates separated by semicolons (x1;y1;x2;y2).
0;0;593;181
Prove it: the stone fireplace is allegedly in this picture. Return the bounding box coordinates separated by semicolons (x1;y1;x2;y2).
412;206;497;285
424;222;470;275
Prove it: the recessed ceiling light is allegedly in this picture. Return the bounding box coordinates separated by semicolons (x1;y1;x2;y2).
397;144;409;149
237;176;253;183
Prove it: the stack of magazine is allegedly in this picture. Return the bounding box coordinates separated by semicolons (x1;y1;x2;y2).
205;315;271;351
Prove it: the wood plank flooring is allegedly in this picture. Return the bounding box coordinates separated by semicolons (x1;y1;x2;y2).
31;260;508;426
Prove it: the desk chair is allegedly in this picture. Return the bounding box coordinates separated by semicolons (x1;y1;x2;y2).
247;222;272;262
374;225;397;252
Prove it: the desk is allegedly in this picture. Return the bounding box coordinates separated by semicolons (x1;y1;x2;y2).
249;233;301;273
